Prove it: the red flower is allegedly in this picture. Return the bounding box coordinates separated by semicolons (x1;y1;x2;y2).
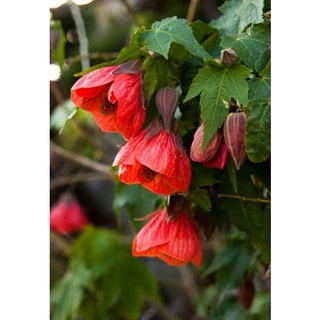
190;123;230;169
50;193;89;234
70;59;146;140
113;118;192;196
132;208;203;267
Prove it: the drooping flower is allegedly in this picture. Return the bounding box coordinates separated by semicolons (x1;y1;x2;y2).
70;59;146;140
190;122;230;170
132;198;203;267
113;118;192;196
113;87;192;196
50;193;89;234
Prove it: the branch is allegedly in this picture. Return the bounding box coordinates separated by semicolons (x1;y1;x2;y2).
50;140;115;177
50;172;113;190
211;191;271;204
144;296;183;320
64;52;119;65
68;1;90;70
186;0;200;23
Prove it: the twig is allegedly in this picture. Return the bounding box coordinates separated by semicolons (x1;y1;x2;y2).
211;191;271;204
186;0;200;23
50;172;113;190
68;1;90;70
118;0;141;27
50;140;115;177
64;52;119;65
144;296;183;320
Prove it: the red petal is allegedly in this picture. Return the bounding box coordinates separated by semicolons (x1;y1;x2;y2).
158;213;202;265
137;170;179;196
113;132;146;166
118;164;141;184
204;139;231;169
112;73;145;122
70;90;103;113
164;150;192;193
92;113;117;132
136;130;180;177
134;209;177;251
71;66;118;91
132;209;203;267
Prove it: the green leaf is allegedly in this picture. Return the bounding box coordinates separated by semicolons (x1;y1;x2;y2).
217;161;271;262
220;20;270;71
140;16;211;59
255;47;271;75
50;258;92;320
184;60;250;149
259;206;271;263
248;76;270;100
191;164;217;188
189;189;212;211
203;235;258;295
245;98;271;163
142;56;179;101
249;49;271;99
210;0;264;34
190;20;220;54
50;99;77;134
113;182;162;230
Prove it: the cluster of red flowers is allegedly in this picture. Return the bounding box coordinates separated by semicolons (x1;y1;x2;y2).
53;58;233;267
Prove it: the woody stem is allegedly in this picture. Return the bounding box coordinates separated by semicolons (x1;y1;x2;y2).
50;140;115;177
186;0;200;23
211;191;271;204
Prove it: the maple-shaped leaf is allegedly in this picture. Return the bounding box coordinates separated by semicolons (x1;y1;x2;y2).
245;98;271;163
210;0;264;34
249;48;271;99
184;59;250;150
221;20;271;72
140;16;211;59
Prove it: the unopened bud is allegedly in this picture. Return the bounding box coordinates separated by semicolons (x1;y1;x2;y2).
220;48;238;65
223;112;247;170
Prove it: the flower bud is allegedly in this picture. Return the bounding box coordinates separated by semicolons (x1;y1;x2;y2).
223;112;247;170
220;48;238;65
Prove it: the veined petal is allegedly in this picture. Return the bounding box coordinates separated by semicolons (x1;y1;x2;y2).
164;151;192;193
71;66;118;90
132;241;186;266
71;91;104;113
114;109;146;140
137;169;180;196
113;132;146;166
136;130;179;177
118;164;141;184
158;212;202;265
112;73;145;122
133;209;177;252
93;113;117;132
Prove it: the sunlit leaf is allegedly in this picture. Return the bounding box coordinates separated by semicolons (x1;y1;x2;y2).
140;16;211;59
